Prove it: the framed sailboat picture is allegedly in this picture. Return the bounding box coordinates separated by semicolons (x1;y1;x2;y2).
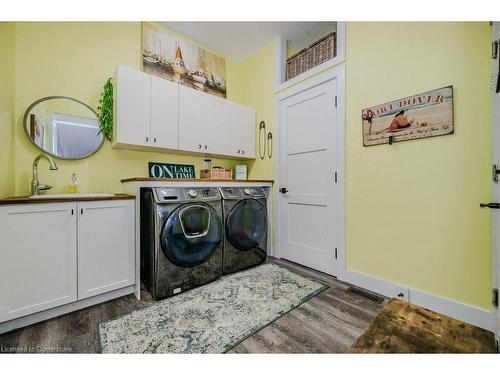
361;86;454;146
142;22;227;98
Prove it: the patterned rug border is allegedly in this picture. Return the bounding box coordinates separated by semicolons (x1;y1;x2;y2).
97;263;329;353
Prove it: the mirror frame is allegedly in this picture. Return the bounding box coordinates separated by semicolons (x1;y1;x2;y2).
23;96;104;160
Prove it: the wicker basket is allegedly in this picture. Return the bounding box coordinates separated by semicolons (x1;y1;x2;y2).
200;168;233;180
286;32;336;80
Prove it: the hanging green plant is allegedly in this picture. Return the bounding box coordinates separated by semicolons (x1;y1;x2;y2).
97;78;113;142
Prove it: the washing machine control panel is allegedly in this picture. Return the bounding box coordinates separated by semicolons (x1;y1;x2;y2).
153;187;220;203
243;188;251;195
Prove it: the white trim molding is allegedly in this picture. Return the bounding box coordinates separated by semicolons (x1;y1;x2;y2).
341;269;495;333
275;22;345;93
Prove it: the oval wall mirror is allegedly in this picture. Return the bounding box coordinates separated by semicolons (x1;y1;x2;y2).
23;96;104;160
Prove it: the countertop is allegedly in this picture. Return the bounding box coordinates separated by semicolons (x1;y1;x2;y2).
121;177;274;183
0;194;135;205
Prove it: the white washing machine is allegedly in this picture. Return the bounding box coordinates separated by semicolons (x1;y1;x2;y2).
219;186;267;275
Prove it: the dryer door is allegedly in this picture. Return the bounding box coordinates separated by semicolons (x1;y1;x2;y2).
226;199;267;251
160;203;222;268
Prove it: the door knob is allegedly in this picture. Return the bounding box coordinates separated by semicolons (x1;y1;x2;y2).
480;202;500;209
279;187;289;194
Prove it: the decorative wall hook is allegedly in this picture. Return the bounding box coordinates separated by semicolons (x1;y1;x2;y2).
259;121;266;160
267;132;273;158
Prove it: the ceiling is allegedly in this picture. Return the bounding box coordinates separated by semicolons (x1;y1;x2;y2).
162;22;336;62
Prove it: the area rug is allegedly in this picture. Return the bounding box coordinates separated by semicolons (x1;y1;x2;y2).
98;263;327;353
349;299;497;353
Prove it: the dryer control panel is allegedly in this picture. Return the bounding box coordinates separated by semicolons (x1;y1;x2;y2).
219;187;266;200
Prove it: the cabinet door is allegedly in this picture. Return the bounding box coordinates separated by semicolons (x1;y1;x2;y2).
178;85;204;153
222;101;241;158
239;105;256;159
203;94;225;155
0;203;77;322
150;75;179;150
77;200;135;300
115;65;151;147
223;101;256;159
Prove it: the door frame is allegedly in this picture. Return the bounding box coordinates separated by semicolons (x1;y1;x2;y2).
493;21;500;342
274;64;346;278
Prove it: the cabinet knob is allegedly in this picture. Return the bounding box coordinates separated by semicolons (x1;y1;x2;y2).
237;149;241;154
241;150;245;155
146;137;149;142
199;144;202;149
204;145;207;150
153;138;157;143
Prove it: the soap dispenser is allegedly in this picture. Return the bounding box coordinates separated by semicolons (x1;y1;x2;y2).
68;173;79;194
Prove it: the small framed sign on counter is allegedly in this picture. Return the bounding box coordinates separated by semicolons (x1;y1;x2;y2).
148;162;195;179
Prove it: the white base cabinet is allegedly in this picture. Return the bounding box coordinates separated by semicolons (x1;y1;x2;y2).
0;203;77;322
0;200;135;324
77;200;135;299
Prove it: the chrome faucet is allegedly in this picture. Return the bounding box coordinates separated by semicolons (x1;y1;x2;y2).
31;154;58;196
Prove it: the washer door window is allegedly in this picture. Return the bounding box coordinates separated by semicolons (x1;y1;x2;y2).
160;203;222;268
226;199;267;251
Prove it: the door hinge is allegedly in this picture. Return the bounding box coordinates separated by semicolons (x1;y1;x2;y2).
334;248;338;259
334;96;338;108
493;288;499;307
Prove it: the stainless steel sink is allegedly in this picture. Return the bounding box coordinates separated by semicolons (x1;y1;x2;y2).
29;193;115;199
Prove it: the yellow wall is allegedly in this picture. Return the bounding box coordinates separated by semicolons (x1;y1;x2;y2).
0;23;15;198
238;41;276;180
345;22;492;309
11;22;244;196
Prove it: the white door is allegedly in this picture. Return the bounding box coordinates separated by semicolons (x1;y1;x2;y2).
0;203;77;322
179;85;204;153
77;200;135;300
114;65;151;147
150;75;179;150
278;78;339;275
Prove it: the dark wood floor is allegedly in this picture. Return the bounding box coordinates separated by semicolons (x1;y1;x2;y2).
0;257;386;353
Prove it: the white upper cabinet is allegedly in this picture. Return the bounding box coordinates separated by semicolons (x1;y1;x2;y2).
202;93;225;155
223;101;256;159
114;65;151;147
178;84;205;153
114;65;256;159
150;75;179;150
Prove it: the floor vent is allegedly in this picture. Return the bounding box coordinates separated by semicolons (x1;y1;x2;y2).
345;286;385;304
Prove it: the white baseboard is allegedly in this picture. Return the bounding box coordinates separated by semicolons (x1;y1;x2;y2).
341;269;495;333
0;286;135;335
